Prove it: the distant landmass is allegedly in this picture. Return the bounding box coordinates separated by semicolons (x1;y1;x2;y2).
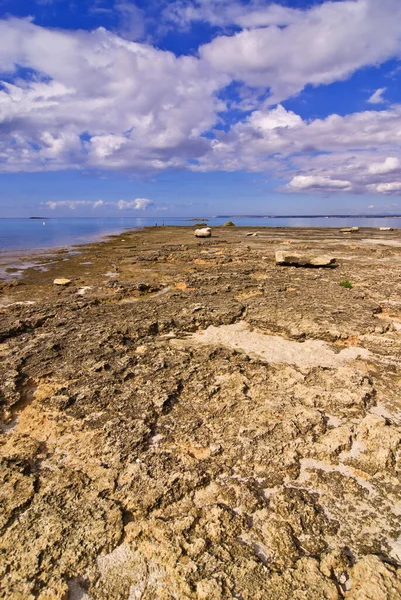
29;216;49;220
215;214;401;219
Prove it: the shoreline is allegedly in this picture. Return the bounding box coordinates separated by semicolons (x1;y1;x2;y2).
1;225;401;598
1;223;401;280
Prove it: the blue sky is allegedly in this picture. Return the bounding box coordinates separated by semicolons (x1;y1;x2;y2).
1;0;401;217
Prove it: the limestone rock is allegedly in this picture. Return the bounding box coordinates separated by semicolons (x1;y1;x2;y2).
53;278;71;286
340;227;359;233
275;251;336;267
196;579;223;599
346;555;401;599
2;225;401;600
195;227;212;238
379;227;393;231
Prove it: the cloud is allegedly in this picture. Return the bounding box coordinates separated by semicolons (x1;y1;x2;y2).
117;198;154;210
286;175;352;192
1;1;401;196
374;182;401;194
114;1;146;41
0;17;225;173
43;198;154;210
367;87;387;104
93;199;106;208
368;157;400;174
200;0;401;102
43;200;107;210
163;0;309;30
196;103;401;193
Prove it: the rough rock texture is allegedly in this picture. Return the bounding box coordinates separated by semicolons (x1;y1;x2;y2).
275;251;336;267
1;225;401;599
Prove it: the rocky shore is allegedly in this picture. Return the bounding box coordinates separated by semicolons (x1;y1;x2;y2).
1;225;401;599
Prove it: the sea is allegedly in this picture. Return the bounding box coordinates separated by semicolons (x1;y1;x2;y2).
1;216;401;253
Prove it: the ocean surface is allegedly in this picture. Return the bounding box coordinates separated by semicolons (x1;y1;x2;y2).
1;216;401;253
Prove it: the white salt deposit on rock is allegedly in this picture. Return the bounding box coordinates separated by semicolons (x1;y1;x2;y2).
172;322;370;369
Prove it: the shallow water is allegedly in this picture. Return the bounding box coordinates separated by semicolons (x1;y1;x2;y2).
1;216;401;253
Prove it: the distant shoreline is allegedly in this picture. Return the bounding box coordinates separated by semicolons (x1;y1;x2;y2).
214;214;401;219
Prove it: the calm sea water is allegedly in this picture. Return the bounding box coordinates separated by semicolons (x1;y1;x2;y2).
1;216;401;253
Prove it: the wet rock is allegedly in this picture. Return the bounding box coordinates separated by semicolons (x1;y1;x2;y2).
275;251;336;267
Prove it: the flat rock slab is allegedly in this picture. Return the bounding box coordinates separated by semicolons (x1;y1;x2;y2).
53;278;71;286
275;251;336;268
172;322;370;369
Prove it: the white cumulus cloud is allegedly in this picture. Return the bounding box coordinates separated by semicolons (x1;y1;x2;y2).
200;0;401;102
1;0;401;196
287;175;352;192
368;157;400;174
0;17;225;173
117;198;153;210
375;182;401;194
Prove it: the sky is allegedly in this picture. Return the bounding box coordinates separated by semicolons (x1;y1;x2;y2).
1;0;401;217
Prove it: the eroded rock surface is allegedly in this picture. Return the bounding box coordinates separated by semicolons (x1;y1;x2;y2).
1;226;401;599
275;251;336;267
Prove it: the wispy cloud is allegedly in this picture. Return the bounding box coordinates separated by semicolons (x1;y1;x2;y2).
42;198;154;210
43;200;107;210
367;87;387;104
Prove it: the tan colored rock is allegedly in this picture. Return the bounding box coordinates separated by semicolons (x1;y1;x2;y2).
354;413;401;473
2;225;401;600
196;579;223;599
341;227;359;233
346;555;401;599
275;251;336;267
53;278;71;286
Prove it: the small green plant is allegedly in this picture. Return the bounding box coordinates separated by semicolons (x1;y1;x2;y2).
340;280;353;289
